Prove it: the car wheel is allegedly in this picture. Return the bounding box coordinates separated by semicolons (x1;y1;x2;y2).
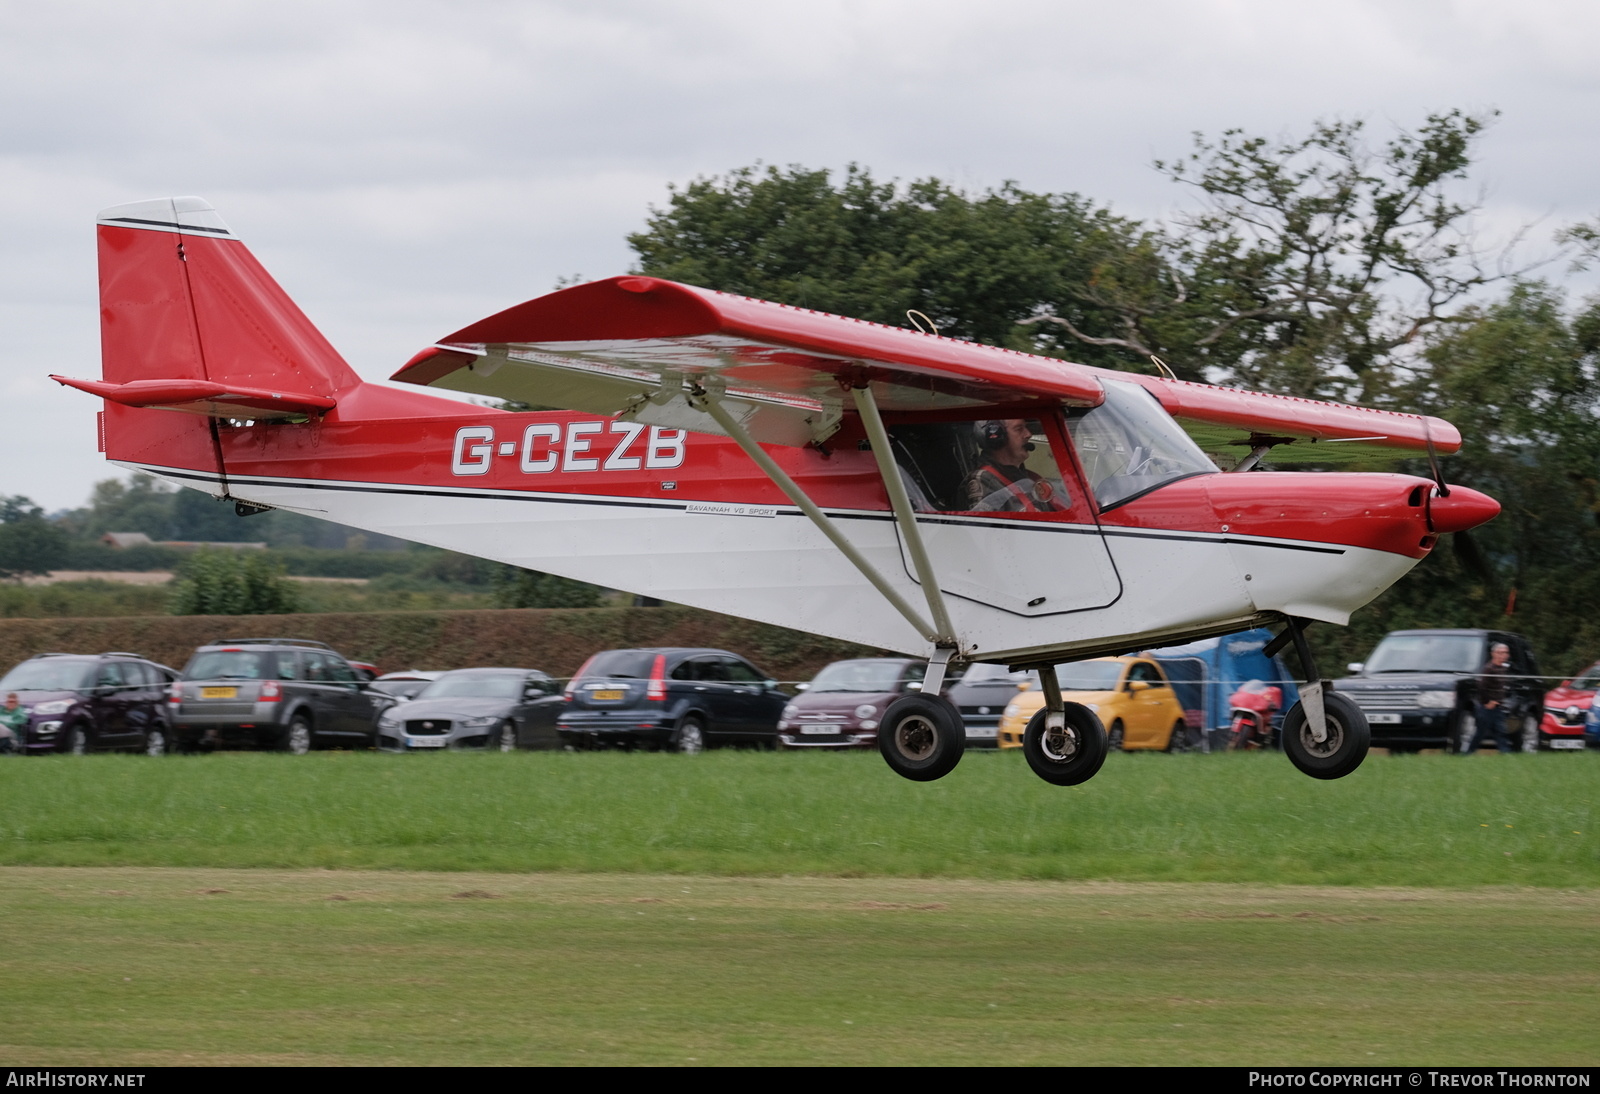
1022;703;1107;786
674;716;706;754
498;721;518;753
145;728;167;757
283;716;313;756
1281;693;1369;780
1164;719;1187;753
877;695;964;782
1107;719;1125;752
69;725;89;755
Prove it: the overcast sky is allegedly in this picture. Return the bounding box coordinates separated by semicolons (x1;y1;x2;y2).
3;0;1597;510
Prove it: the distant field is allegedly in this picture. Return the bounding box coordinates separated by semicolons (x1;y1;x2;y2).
1;866;1594;1066
1;749;1593;887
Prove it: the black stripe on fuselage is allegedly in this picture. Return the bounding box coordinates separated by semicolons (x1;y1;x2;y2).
134;465;1347;556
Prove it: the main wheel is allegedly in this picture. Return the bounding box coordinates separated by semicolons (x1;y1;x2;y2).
1107;719;1126;752
1021;703;1107;786
1281;693;1369;780
145;728;167;757
498;720;518;752
674;716;706;754
283;716;313;756
877;695;964;782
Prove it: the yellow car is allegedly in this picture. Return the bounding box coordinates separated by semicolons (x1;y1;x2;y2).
996;656;1187;752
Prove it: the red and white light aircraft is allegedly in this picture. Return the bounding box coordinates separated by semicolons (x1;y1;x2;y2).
56;197;1500;784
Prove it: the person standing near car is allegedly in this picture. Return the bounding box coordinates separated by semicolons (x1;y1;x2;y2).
0;692;26;753
1471;643;1513;753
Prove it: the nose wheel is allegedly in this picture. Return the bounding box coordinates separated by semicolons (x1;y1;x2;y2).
1266;617;1370;780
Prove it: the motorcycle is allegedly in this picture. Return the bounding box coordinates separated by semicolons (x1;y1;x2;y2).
1227;680;1282;750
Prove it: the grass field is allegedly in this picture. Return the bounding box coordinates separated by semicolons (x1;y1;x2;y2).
0;749;1593;886
2;749;1595;1065
2;867;1596;1066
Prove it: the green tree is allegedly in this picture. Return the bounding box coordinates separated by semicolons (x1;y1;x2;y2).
491;566;604;609
0;496;67;579
168;549;302;616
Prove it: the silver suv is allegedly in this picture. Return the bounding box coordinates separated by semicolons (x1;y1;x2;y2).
171;638;380;754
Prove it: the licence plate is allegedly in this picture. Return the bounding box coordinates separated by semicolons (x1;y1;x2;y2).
966;726;998;739
1550;739;1585;750
1366;713;1402;724
406;737;447;748
591;690;625;701
200;687;237;699
801;724;842;734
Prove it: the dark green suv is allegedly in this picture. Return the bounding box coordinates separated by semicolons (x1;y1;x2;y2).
172;638;381;754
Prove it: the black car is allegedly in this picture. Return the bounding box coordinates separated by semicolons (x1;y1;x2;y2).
945;663;1031;748
557;648;788;752
171;638;382;754
0;652;178;755
375;668;565;751
1335;629;1544;752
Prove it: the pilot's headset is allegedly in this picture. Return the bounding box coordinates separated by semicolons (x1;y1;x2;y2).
974;420;1035;455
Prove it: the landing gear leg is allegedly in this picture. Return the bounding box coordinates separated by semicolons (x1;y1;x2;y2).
878;648;965;782
1021;664;1109;785
1270;617;1370;780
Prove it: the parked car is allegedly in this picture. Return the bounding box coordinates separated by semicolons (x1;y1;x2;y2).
375;668;564;751
777;658;928;749
997;656;1187;752
1334;629;1544;752
1538;661;1599;751
0;652;177;755
171;638;382;754
945;663;1031;748
557;648;788;752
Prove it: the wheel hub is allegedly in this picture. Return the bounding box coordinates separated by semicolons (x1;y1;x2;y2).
1298;719;1344;758
1041;724;1079;762
893;715;937;760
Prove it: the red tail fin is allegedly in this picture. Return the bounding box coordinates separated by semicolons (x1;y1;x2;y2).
92;196;359;399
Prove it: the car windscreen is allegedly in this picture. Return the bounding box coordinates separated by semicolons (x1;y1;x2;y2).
370;679;432;700
957;663;1031;685
1054;661;1125;691
417;674;524;700
1569;666;1600;690
809;661;914;693
183;651;275;680
579;651;659;679
0;659;96;692
1364;635;1483;674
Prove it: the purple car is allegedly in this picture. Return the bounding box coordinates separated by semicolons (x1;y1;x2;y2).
777;658;930;749
0;652;178;755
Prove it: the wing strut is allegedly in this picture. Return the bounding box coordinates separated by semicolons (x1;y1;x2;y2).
689;381;943;645
850;385;958;646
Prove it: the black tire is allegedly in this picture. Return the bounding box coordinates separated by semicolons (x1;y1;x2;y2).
145;728;168;757
1281;693;1369;780
283;715;313;756
674;716;706;755
1107;719;1126;752
1164;719;1187;753
1022;703;1107;786
877;695;964;782
69;725;89;756
498;720;518;753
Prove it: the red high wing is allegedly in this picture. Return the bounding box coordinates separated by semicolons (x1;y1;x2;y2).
394;275;1462;456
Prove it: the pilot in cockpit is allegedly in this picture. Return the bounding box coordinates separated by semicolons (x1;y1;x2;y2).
965;419;1068;513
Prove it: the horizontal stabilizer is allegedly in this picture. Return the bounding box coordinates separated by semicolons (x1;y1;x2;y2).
51;375;336;420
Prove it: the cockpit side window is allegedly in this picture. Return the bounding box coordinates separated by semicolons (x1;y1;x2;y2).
886;416;1074;517
1066;381;1216;510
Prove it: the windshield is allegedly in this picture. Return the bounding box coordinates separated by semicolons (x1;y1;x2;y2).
0;659;95;692
1571;666;1600;690
184;651;282;681
1067;381;1215;510
418;674;524;700
1054;660;1126;692
580;651;658;679
1364;635;1484;674
957;663;1031;685
809;660;920;693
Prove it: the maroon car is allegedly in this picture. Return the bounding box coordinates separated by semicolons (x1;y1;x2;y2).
0;652;178;755
777;658;929;749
